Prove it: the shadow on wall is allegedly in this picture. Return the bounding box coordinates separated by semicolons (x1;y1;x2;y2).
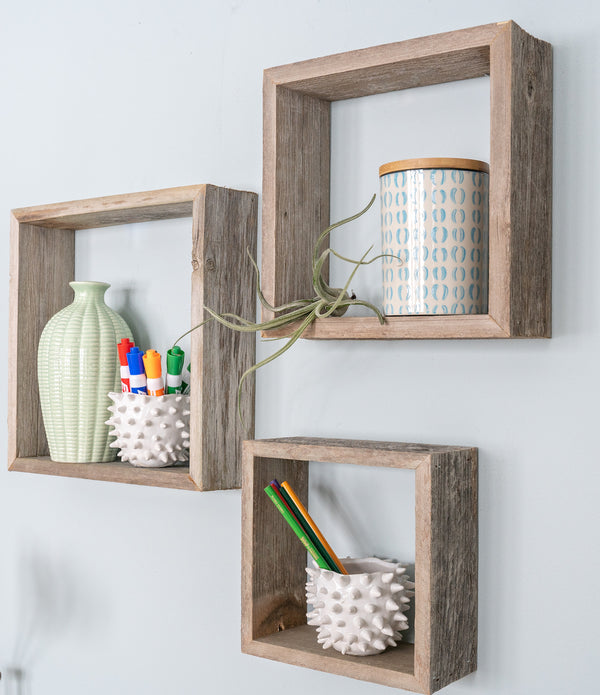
2;542;110;693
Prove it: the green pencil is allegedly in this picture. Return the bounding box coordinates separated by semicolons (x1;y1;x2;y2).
264;485;330;569
278;485;339;572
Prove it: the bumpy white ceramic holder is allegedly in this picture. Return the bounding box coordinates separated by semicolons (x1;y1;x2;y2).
105;392;191;467
305;557;415;656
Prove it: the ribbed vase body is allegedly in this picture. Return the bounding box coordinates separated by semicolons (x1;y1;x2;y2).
37;281;133;463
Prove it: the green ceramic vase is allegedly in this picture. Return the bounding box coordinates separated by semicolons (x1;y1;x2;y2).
37;281;133;463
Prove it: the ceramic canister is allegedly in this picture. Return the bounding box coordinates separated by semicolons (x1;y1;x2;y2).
379;158;489;315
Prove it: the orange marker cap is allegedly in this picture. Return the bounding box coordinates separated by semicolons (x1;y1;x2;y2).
142;349;162;379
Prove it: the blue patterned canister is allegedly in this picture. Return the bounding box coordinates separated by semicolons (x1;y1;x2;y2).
380;158;489;315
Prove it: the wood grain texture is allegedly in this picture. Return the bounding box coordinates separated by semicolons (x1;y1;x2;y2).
262;80;330;321
9;457;198;490
507;23;553;336
262;314;508;340
241;444;309;644
242;438;478;693
262;20;552;339
264;23;503;101
189;185;258;490
489;22;553;337
8;217;75;462
426;449;478;692
11;185;206;229
249;625;419;692
8;184;258;491
249;437;469;468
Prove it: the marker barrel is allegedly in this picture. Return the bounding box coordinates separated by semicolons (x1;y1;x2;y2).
166;373;182;394
147;377;165;397
120;365;131;393
129;373;148;394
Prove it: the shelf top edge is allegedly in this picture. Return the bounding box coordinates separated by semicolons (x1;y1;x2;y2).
264;21;513;85
246;437;475;454
12;184;208;221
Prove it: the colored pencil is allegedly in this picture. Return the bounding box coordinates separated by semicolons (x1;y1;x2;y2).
268;482;298;519
281;481;348;575
264;485;330;569
278;485;339;573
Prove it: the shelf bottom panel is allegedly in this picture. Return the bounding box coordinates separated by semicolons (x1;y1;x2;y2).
246;624;420;692
10;456;198;490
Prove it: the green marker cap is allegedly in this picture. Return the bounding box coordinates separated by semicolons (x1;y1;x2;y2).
166;346;185;394
167;346;185;374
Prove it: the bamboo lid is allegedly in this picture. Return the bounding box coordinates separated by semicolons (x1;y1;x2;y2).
379;157;490;177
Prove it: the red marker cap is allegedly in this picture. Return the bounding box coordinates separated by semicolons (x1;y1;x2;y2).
117;338;135;366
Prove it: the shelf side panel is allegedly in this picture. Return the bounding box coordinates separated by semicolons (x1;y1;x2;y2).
241;451;309;644
508;24;553;336
8;220;75;464
489;22;552;336
262;82;330;319
428;449;478;692
189;185;258;490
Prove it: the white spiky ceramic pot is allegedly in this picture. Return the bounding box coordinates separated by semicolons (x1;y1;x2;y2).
106;392;190;467
305;557;414;656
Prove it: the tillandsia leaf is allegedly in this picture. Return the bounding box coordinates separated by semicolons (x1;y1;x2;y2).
316;246;374;319
202;303;317;334
171;194;400;428
236;308;318;426
246;247;314;314
312;194;376;268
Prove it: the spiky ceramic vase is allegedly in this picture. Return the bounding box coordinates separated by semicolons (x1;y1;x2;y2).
106;392;191;467
305;557;415;656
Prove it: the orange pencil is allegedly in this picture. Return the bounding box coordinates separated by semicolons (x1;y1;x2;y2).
281;481;347;575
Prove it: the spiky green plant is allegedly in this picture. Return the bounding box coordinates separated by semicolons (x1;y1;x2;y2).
173;194;390;423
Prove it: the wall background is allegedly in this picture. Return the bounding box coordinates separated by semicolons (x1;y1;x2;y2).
1;1;598;694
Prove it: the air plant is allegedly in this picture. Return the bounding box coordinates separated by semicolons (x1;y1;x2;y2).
172;194;394;424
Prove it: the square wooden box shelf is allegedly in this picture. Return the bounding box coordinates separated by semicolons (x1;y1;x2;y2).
241;437;478;693
8;184;258;491
262;20;552;339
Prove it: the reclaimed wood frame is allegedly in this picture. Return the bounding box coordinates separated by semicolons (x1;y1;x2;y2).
262;20;552;339
8;184;258;491
241;437;478;693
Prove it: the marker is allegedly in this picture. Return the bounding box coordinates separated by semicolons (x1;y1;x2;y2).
143;349;165;396
281;481;347;574
264;485;330;570
126;346;147;394
166;346;185;394
117;338;135;392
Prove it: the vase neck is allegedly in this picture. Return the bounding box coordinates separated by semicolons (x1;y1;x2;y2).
69;281;110;304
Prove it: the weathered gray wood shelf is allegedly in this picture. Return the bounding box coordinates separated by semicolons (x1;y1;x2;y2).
8;184;258;491
241;437;478;693
261;20;552;339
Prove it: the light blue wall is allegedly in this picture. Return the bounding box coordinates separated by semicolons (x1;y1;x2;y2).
1;1;598;693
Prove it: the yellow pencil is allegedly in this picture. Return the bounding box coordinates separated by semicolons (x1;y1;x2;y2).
281;481;347;575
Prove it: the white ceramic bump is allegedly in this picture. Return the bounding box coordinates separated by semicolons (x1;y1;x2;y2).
105;392;191;467
380;158;489;315
305;557;415;656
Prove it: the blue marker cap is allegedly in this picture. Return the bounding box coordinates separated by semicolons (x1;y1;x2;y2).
126;346;148;394
126;346;145;375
